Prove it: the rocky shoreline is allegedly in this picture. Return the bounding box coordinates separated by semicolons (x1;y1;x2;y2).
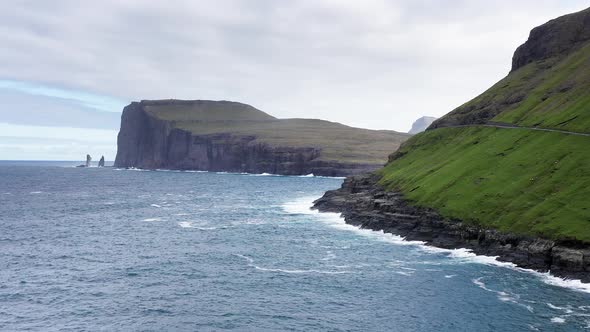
312;173;590;282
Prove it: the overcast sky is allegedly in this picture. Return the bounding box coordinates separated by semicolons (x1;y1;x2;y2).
0;0;588;160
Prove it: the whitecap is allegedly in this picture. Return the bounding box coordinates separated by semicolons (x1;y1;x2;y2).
472;277;533;312
150;204;162;208
548;303;574;314
320;251;336;261
234;254;349;275
178;222;193;228
445;275;457;279
29;191;43;194
142;218;162;222
550;317;566;324
173;213;190;216
395;271;414;276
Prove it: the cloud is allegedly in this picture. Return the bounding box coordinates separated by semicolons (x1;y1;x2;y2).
0;0;588;135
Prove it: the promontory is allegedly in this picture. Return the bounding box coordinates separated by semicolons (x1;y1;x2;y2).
114;100;410;176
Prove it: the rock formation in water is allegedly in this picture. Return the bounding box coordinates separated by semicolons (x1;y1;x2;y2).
114;100;410;176
408;116;437;134
86;154;92;167
98;156;105;167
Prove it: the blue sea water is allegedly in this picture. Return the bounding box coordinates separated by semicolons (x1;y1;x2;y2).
1;162;589;331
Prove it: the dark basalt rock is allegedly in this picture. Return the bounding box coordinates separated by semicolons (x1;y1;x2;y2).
313;173;590;282
512;7;590;72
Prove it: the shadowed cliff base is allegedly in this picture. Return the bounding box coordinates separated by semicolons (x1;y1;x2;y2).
114;100;410;176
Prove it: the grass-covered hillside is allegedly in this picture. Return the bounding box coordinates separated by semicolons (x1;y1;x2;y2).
379;8;590;242
141;99;410;165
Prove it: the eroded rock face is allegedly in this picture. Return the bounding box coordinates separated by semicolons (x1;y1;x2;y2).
114;102;382;176
512;8;590;72
313;173;590;282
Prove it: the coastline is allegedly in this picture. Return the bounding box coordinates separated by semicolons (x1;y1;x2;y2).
112;167;346;179
312;173;590;286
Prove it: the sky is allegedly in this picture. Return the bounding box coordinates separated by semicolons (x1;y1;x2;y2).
0;0;588;160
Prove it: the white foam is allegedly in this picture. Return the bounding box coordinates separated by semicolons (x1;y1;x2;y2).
472;277;532;312
29;191;43;194
142;218;162;222
234;254;350;275
174;213;190;216
288;195;590;295
548;303;574;314
320;251;336;261
551;317;566;324
150;204;162;208
445;275;457;279
178;222;193;228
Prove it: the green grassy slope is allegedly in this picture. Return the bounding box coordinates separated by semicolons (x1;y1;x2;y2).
379;8;590;242
173;119;408;164
144;100;277;121
432;43;590;133
379;127;590;241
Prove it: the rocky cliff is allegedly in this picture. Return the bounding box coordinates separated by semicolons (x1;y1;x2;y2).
314;174;590;282
114;100;410;176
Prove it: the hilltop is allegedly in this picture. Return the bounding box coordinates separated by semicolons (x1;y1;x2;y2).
114;100;410;176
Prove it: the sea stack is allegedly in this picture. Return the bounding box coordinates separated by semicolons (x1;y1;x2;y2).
98;156;105;167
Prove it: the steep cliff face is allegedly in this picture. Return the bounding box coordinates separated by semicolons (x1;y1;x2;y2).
430;7;590;131
114;100;409;176
512;7;590;71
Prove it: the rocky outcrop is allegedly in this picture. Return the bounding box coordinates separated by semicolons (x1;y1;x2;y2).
429;7;590;130
512;7;590;72
313;173;590;282
408;116;437;134
114;101;394;176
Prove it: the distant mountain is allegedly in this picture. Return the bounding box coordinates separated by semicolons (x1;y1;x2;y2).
408;116;437;134
114;100;410;176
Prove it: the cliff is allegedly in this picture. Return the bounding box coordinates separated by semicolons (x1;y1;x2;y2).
430;7;590;130
408;116;437;134
114;100;410;176
313;7;590;280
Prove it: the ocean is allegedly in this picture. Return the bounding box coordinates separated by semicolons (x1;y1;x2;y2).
1;162;589;331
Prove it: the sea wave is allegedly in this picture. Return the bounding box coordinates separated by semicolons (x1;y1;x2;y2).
113;167;345;178
234;254;351;275
284;196;590;294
